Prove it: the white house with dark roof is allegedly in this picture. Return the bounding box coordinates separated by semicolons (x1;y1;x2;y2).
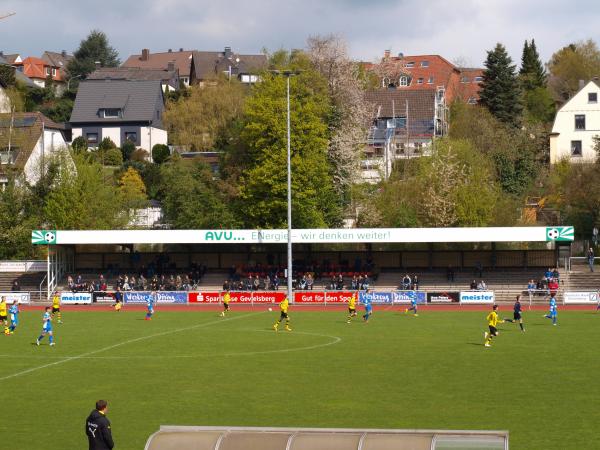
550;80;600;163
69;79;167;151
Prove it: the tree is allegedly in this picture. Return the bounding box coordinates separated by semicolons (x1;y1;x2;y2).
519;39;546;90
67;30;120;83
163;77;245;152
98;137;116;151
0;177;39;259
103;148;123;166
118;167;148;211
159;158;239;228
44;154;127;229
479;43;523;127
547;40;600;102
152;144;170;164
238;70;342;228
306;35;370;200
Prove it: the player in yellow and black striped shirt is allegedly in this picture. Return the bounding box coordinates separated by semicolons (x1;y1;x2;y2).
484;305;504;347
347;292;357;323
220;290;231;317
273;297;291;332
0;296;8;335
52;292;62;324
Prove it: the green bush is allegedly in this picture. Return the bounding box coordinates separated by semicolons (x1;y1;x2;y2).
71;136;88;153
99;137;116;151
103;147;123;166
152;144;170;164
131;148;150;162
121;140;136;161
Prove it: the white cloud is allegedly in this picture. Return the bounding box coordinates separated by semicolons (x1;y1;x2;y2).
0;0;599;67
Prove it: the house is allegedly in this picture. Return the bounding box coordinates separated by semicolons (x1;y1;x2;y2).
191;47;267;85
0;54;36;88
69;79;167;152
0;52;22;66
15;56;66;93
122;47;268;87
122;48;194;86
363;87;447;182
86;66;180;92
549;79;600;163
363;51;483;104
41;50;73;87
0;112;70;186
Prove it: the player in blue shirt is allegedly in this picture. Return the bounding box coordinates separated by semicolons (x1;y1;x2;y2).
8;301;19;334
405;296;419;317
543;295;558;326
145;291;156;321
362;291;373;323
36;306;55;346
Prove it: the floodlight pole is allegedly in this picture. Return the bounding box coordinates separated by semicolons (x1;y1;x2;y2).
286;73;292;302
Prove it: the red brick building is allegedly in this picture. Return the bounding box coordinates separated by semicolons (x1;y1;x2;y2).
363;51;484;104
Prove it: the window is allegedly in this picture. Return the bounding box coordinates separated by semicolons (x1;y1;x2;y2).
467;97;478;105
103;108;121;118
52;68;56;76
571;140;582;156
417;77;424;84
589;92;598;103
0;147;18;165
421;61;429;67
395;143;405;155
45;67;51;76
124;132;137;143
575;114;586;130
405;62;415;68
86;133;98;144
413;142;423;154
399;76;408;87
427;76;434;84
460;76;469;83
474;76;483;82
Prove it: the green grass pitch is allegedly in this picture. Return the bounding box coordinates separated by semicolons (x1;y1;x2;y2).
1;307;599;449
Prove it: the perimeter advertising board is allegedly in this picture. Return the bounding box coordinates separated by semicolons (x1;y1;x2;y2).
427;292;460;303
0;292;30;304
563;291;598;304
60;292;92;304
124;291;187;304
459;291;495;304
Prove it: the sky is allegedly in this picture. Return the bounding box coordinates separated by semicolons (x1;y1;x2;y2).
1;0;599;67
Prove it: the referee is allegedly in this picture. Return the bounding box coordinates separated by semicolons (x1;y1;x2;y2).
85;400;114;450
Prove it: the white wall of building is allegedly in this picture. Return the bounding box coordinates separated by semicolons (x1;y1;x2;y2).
23;128;69;184
0;86;10;113
550;81;600;163
101;127;122;147
140;126;168;152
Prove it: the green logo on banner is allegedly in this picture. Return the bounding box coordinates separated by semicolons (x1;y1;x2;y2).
546;226;574;241
32;230;57;245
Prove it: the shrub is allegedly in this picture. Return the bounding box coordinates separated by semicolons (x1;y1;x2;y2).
71;136;88;153
152;144;170;164
103;147;123;166
121;140;136;161
99;137;116;151
131;148;150;162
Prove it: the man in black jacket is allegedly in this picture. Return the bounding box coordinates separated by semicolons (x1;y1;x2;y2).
86;400;114;450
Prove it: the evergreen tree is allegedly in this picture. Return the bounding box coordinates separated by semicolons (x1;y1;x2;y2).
67;30;120;85
479;43;523;127
519;39;546;91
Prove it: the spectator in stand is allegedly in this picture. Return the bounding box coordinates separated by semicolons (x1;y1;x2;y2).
76;274;83;285
362;275;370;290
306;273;314;291
477;280;487;291
402;274;411;290
548;278;559;296
223;279;230;291
272;274;280;291
337;273;344;290
253;275;260;291
11;280;20;292
412;275;419;291
552;268;560;280
67;275;74;290
527;279;536;293
446;266;455;282
263;275;270;290
544;268;553;281
470;280;478;290
351;275;358;290
588;248;595;272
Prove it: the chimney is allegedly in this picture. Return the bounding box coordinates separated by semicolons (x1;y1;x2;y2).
168;48;172;53
61;50;66;57
167;61;175;72
224;46;232;59
95;61;101;69
398;52;404;59
179;48;184;52
384;49;391;59
579;79;585;89
141;48;150;61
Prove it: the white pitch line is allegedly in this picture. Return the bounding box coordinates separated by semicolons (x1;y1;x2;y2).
0;330;342;361
0;312;264;381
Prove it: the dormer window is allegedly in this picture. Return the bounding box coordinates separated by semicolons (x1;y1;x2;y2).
405;62;415;68
399;76;409;87
103;108;121;118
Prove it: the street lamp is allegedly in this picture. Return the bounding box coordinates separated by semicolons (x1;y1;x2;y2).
271;69;300;302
